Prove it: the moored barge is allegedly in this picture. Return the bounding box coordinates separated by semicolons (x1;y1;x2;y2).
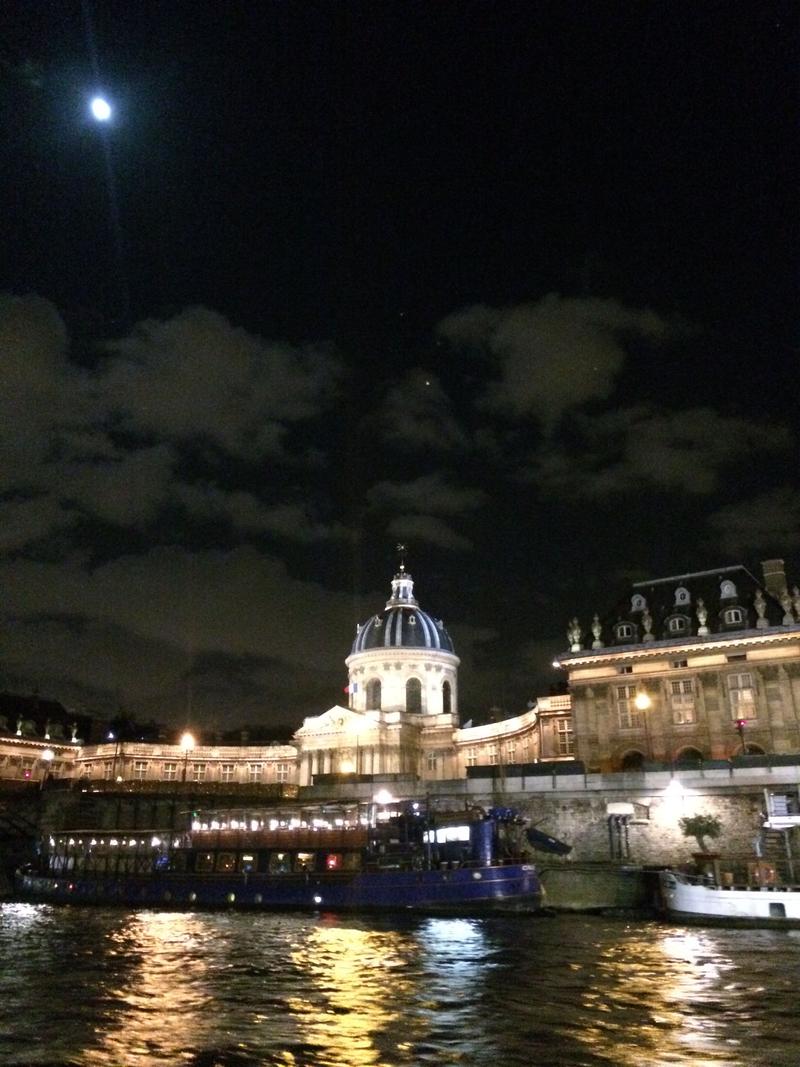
15;797;541;913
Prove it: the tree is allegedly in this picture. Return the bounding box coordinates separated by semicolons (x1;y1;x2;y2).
679;814;722;853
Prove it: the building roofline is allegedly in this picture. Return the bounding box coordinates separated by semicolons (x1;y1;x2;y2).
556;625;800;667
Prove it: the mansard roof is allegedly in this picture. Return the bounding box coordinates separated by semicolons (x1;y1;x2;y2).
564;560;800;654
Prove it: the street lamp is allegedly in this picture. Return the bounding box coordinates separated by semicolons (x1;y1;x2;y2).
735;718;748;754
40;748;54;789
634;691;652;760
180;731;195;782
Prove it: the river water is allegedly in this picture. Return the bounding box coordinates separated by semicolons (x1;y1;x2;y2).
1;905;798;1067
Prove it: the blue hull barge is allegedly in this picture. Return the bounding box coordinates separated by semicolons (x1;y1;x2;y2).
15;798;541;914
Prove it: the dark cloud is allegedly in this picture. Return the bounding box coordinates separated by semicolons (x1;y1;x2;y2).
438;295;669;431
529;406;792;497
99;307;342;459
707;489;800;558
379;370;469;452
386;514;473;552
367;473;486;516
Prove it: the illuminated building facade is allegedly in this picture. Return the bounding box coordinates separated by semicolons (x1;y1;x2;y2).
0;561;572;787
558;558;800;773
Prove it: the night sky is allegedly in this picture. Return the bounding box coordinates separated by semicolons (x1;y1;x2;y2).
1;2;797;732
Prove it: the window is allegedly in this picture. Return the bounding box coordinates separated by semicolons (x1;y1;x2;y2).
505;742;517;764
631;594;646;612
406;677;422;714
191;763;207;782
616;685;644;730
220;763;235;783
133;760;148;781
442;680;452;715
674;586;690;605
366;679;381;710
216;852;236;873
721;579;737;598
616;623;634;640
465;747;477;767
728;672;756;718
724;608;745;626
426;751;437;772
556;719;574;755
668;617;687;634
670;679;696;724
618;665;632;675
276;763;290;783
671;659;688;669
248;763;262;783
488;743;499;765
163;762;177;782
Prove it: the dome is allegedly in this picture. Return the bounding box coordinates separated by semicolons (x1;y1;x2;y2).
351;568;455;654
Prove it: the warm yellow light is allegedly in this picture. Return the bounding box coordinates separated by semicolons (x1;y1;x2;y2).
340;759;355;774
635;692;651;711
180;731;195;752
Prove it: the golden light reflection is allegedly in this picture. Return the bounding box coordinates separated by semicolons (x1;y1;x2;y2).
287;919;420;1065
80;911;214;1066
571;928;740;1067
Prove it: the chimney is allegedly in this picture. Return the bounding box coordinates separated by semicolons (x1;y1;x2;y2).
761;559;787;598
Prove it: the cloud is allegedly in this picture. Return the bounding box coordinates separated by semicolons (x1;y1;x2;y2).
0;546;357;724
379;370;469;452
176;483;347;542
386;514;473;551
367;473;486;516
438;294;669;430
99;306;342;459
707;488;800;557
0;295;347;549
529;406;792;497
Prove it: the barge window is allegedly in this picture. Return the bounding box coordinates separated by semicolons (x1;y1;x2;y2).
342;852;362;871
269;852;292;874
195;852;215;872
216;852;236;873
294;852;315;872
326;853;342;870
238;853;256;873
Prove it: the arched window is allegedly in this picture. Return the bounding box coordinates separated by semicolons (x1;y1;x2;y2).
724;607;744;626
366;679;381;710
442;680;452;715
406;677;422;714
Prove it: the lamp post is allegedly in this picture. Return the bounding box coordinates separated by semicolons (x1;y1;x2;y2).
180;731;195;783
40;747;54;790
635;691;652;761
735;718;748;754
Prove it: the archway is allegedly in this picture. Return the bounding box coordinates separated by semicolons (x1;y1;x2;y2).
406;678;422;714
620;750;646;771
674;747;704;768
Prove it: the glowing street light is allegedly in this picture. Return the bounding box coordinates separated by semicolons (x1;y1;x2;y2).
634;691;653;760
90;95;112;122
180;731;195;782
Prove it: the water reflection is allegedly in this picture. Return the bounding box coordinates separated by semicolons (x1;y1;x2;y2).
287;915;420;1065
82;911;215;1065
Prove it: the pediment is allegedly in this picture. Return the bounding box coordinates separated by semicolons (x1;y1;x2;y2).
295;705;368;737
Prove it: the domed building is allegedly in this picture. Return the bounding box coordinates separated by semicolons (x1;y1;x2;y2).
293;559;462;784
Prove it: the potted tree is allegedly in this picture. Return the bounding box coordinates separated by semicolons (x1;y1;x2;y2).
679;814;722;878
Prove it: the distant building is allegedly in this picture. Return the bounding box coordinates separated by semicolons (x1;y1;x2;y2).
0;559;573;787
558;558;800;772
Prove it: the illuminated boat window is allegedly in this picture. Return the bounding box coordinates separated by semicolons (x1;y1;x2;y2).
238;853;256;873
195;852;215;872
326;853;342;870
294;852;315;872
268;852;292;874
216;852;236;873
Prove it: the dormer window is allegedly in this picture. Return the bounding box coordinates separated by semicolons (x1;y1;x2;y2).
724;607;745;626
615;622;635;641
720;579;737;599
674;586;690;606
631;594;646;613
668;616;688;634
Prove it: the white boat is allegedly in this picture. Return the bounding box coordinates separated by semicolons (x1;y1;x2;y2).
659;869;800;926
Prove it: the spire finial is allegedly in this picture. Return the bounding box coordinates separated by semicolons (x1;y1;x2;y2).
396;543;407;574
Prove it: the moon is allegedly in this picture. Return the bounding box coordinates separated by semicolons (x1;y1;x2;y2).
90;96;112;122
